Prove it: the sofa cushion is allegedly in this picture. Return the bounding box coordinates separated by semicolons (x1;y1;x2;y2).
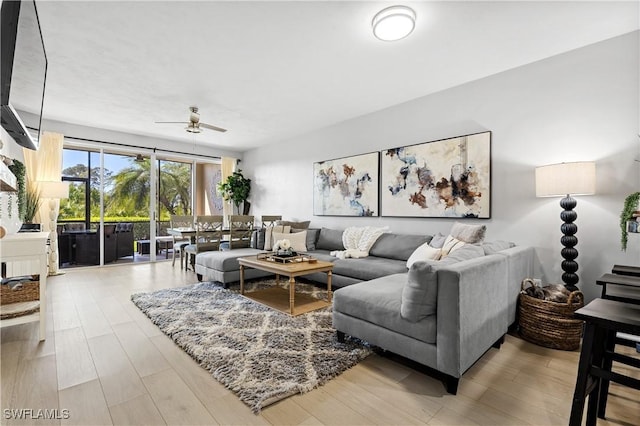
196;248;262;271
482;240;515;255
401;244;485;322
316;228;344;251
332;257;408;281
333;274;436;344
450;222;486;243
369;233;432;261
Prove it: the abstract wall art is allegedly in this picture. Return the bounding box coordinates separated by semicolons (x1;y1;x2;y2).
313;152;380;216
380;131;491;218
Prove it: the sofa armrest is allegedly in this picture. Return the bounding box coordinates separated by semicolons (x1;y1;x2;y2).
435;254;508;377
495;246;537;326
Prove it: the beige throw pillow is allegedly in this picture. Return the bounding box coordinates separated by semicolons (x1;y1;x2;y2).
450;222;486;243
406;242;442;268
272;230;307;252
264;225;291;250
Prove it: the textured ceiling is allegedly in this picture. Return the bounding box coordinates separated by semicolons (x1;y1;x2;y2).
9;1;639;152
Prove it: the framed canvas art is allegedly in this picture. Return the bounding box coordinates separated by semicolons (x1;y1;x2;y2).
380;131;491;218
313;152;380;216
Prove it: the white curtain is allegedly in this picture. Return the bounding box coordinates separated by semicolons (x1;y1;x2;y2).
23;132;65;275
221;157;237;226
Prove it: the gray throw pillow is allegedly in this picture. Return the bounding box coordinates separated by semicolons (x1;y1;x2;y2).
429;232;447;248
450;222;486;243
401;262;439;322
482;240;515;255
400;244;485;323
444;243;485;262
250;228;266;250
315;228;344;251
304;228;320;251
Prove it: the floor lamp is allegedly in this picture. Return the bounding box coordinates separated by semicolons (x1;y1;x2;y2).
39;181;70;275
535;162;596;291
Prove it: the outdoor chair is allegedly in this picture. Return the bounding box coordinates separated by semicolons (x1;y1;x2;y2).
170;215;194;269
184;215;223;271
227;215;254;249
115;222;134;259
75;224;117;265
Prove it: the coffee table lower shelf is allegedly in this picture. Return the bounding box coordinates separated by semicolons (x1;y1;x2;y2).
242;287;330;316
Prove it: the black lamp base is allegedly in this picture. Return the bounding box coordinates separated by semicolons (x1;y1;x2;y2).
560;195;579;292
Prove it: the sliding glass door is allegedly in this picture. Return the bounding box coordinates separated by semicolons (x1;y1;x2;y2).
58;146;209;268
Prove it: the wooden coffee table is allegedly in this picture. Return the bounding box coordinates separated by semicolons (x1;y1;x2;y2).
238;255;333;316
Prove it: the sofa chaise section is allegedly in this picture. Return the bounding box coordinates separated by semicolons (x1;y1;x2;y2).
333;250;524;394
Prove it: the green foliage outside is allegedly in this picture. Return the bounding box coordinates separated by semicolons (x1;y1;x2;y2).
59;157;191;223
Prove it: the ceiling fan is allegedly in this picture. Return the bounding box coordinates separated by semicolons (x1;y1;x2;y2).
155;106;227;133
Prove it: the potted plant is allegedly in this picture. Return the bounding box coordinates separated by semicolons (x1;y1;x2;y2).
620;191;640;251
23;187;41;225
217;170;251;214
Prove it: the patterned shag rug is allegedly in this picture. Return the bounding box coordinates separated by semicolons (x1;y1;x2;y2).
130;279;371;413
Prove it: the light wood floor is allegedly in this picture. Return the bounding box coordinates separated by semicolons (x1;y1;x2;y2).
1;262;638;425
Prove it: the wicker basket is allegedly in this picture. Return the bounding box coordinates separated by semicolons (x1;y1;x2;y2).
0;277;40;319
518;278;584;351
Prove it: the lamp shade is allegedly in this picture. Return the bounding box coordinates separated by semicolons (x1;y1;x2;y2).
39;181;70;199
535;162;596;197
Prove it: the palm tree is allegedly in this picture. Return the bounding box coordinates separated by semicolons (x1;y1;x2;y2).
108;158;191;218
108;158;151;216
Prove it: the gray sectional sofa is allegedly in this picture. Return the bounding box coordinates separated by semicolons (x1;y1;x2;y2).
194;226;535;394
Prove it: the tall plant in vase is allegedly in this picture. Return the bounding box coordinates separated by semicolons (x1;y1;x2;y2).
217;170;251;215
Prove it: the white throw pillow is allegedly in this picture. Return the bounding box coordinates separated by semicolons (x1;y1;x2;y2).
272;230;307;253
406;242;442;268
440;235;466;257
264;225;290;250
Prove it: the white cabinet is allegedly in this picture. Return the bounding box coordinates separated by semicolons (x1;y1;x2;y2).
0;232;48;341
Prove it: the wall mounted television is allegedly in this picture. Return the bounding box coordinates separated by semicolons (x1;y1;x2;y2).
1;0;47;150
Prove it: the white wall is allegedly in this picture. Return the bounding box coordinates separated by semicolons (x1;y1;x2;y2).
243;32;640;302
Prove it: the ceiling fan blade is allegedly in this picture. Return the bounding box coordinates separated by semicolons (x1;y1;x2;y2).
155;121;189;124
200;123;228;133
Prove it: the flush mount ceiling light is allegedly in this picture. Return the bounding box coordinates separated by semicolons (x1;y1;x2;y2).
372;5;416;41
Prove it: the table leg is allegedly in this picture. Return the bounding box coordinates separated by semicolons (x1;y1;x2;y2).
327;270;333;303
275;273;280;285
289;276;295;315
240;265;245;295
570;322;597;426
597;329;616;419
